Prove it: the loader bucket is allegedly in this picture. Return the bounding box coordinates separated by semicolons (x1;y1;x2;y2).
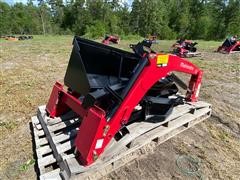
64;37;141;96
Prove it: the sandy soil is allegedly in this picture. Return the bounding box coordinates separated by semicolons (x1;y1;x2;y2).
0;37;239;180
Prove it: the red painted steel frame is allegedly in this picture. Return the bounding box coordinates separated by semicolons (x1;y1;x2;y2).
46;54;202;166
172;41;196;57
218;41;240;53
102;35;120;45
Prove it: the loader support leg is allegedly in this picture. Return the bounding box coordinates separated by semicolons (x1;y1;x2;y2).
46;82;70;117
186;71;202;102
75;107;106;165
46;81;87;118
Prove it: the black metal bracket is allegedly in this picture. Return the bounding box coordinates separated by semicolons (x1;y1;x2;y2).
82;83;124;109
143;96;184;120
129;40;155;57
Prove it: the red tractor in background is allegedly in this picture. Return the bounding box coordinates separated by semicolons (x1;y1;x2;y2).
217;36;240;53
102;35;120;45
1;35;33;41
172;39;201;58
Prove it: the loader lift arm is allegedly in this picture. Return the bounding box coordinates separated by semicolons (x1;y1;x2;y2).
46;37;202;166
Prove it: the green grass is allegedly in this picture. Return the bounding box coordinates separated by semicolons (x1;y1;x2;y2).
106;39;222;52
19;159;35;172
1;35;222;52
0;121;18;130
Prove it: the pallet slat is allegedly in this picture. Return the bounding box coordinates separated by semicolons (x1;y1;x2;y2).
32;101;211;180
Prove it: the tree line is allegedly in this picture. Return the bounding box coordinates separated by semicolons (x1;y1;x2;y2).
0;0;239;40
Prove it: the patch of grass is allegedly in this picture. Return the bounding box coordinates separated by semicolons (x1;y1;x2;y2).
196;40;221;51
208;124;231;142
191;59;209;68
19;159;35;172
120;34;143;40
218;131;230;141
0;121;18;130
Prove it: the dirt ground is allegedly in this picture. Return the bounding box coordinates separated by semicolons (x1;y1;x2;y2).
0;36;239;180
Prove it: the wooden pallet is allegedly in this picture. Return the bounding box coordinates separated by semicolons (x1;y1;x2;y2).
32;101;211;180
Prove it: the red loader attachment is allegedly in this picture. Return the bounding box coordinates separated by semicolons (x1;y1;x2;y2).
217;39;240;54
102;35;120;45
32;37;211;179
2;35;33;41
172;40;201;58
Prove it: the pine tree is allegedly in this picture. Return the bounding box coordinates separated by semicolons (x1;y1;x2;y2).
130;0;141;34
225;0;240;36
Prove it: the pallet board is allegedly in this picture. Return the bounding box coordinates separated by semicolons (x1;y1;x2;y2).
31;101;211;180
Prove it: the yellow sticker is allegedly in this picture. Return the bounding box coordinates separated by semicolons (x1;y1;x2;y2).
157;55;169;65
